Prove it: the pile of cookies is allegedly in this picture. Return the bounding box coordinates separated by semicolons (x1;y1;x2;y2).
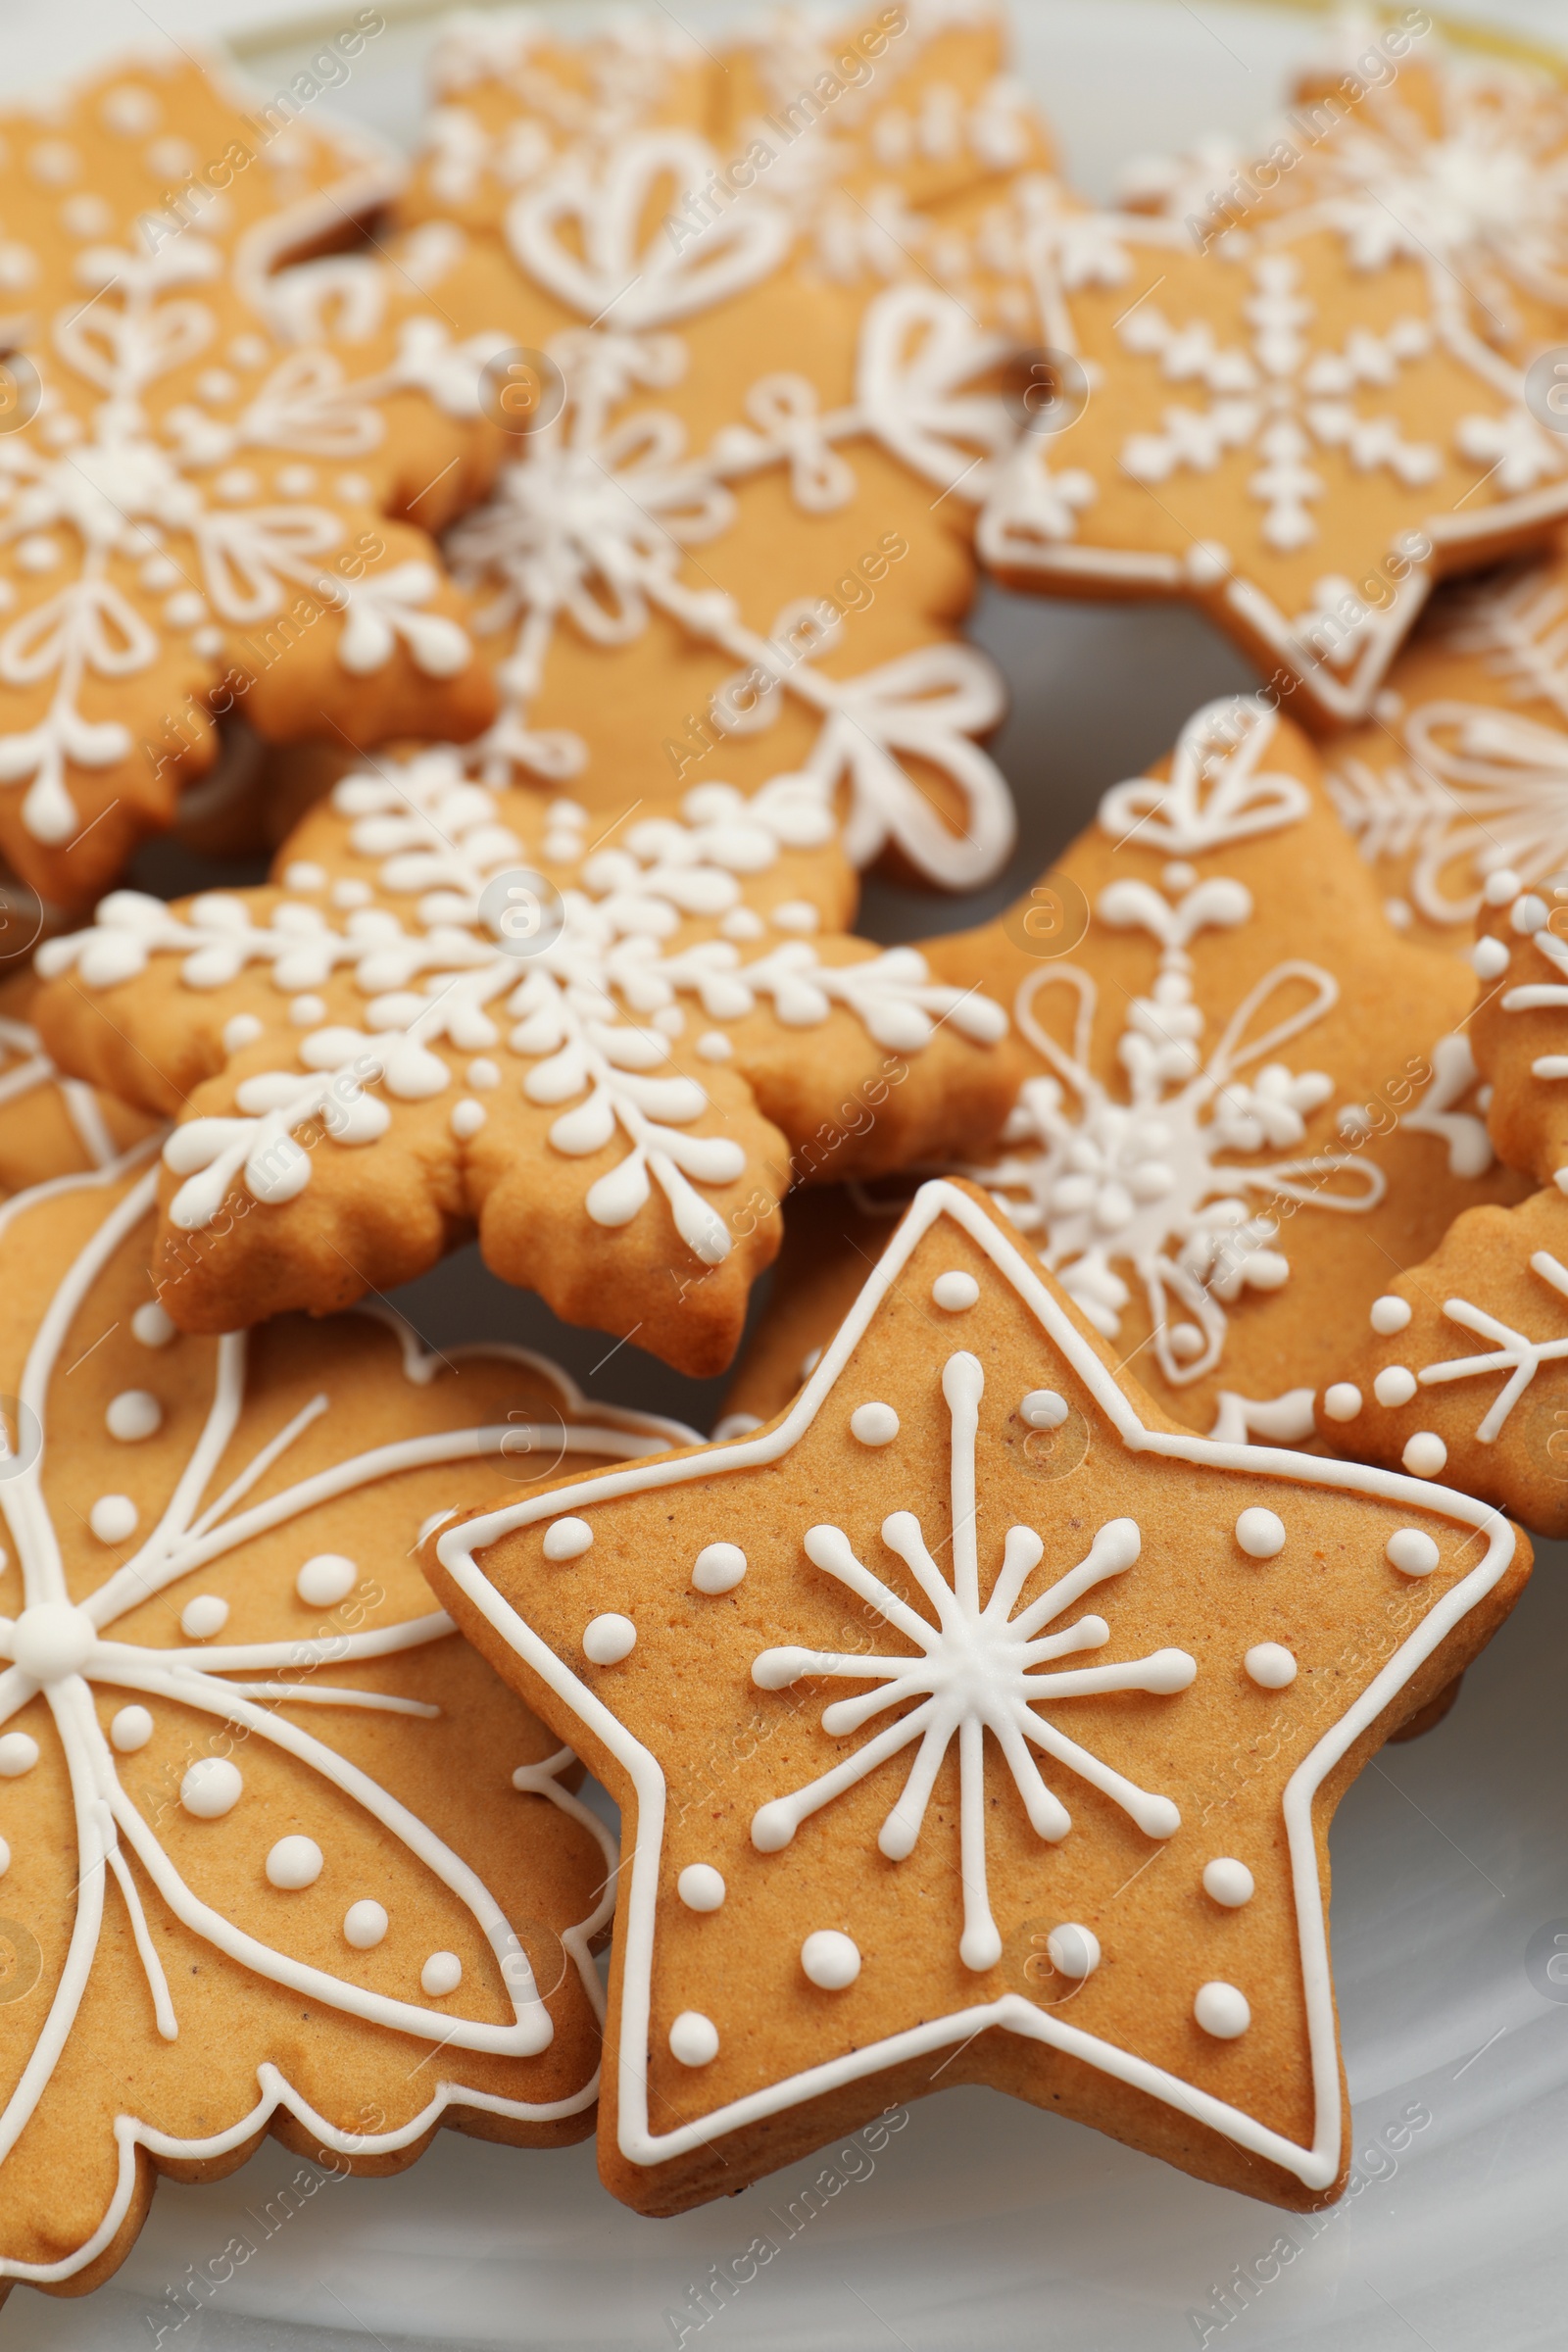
2;1;1567;2298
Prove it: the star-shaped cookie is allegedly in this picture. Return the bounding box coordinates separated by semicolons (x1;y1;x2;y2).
977;172;1568;724
0;56;508;908
30;750;1012;1371
0;1146;700;2295
427;1176;1527;2214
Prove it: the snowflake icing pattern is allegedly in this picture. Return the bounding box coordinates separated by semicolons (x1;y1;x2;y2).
0;220;502;865
749;1349;1195;1971
39;751;1005;1269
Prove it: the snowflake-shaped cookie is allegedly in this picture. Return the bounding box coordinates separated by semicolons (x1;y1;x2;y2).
0;1147;700;2292
376;6;1040;889
978;178;1568;723
32;752;1011;1372
0;57;510;908
1126;33;1568;363
428;1177;1525;2214
1326;546;1568;945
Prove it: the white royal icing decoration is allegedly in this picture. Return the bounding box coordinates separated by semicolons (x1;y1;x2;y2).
0;1152;701;2286
1201;1858;1253;1909
749;1354;1195;1973
1234;1507;1285;1559
434;1177;1520;2194
1194;1981;1250;2039
801;1930;860;1990
583;1613;636;1666
41;753;1004;1259
669;2010;718;2067
850;1403;899;1446
1244;1642;1297;1690
691;1544;746;1595
677;1864;724;1913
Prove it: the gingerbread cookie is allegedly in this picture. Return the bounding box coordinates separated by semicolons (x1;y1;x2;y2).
1333;867;1568;1529
1122;24;1568;365
0;970;155;1190
1326;541;1568;948
976;153;1568;724
718;703;1527;1442
426;1176;1528;2214
0;55;511;910
0;1146;700;2298
372;4;1045;890
31;750;1013;1371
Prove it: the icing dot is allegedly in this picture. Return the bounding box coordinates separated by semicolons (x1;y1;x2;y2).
466;1057;500;1089
1021;1390;1068;1429
1387;1527;1440;1578
1472;935;1510;979
1184;539;1230;584
1513;893;1548;935
165;592;206;630
282;860;326;893
583;1613;636;1665
451;1099;487;1139
770;900;819;933
181;1757;242;1818
16;536;60;572
1163;861;1199;892
850;1402;899;1446
1202;1858;1254;1908
653;1005;685;1037
1244;1642;1297;1690
669;2010;719;2066
62;193;113;237
267;1836;323;1889
216;467;258;501
106;1389;162;1443
222;1013;264;1053
28;141;78;185
289;995;326;1026
1046;1923;1101;1979
344;1900;388;1948
1370;1296;1412;1336
1194;1981;1250;2038
90;1495;137;1544
276;466;317;497
111;1705;153;1753
180;1594;230;1641
1373;1366;1417;1408
1403;1432;1447;1479
697;1031;733;1061
692;1544;746;1594
0;1734;38;1778
678;1864;726;1912
802;1930;861;1989
140;554;181;593
103;85;161;134
146;136;195;176
230;334;269;368
1322;1383;1362;1423
542;1517;592;1561
331;878;372;909
1484;868;1522;906
1234;1508;1284;1559
931;1271;979;1311
296;1554;357;1608
132;1301;174;1348
336;472;373;504
198;369;238;405
1168;1322;1205;1361
421;1951;463;1996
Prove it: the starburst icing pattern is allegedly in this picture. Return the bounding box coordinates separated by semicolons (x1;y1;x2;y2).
0;58;508;904
0;1151;699;2287
751;1351;1194;1970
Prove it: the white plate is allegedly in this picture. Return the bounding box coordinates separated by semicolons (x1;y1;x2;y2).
9;4;1568;2343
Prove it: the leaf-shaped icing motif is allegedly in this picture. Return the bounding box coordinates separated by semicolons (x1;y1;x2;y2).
0;1150;698;2291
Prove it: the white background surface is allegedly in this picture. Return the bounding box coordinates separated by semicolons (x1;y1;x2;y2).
6;4;1568;2344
